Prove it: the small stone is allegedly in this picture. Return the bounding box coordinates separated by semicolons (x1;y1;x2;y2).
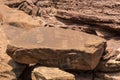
95;29;115;38
32;66;75;80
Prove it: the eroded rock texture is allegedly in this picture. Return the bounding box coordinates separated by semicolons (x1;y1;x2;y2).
0;27;16;80
0;4;42;29
96;37;120;72
0;0;120;80
95;72;120;80
4;0;120;37
0;27;27;80
5;26;105;70
32;66;75;80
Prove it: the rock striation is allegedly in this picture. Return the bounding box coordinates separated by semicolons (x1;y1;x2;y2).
0;0;120;80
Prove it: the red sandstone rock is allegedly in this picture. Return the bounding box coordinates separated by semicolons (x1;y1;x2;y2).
32;67;75;80
5;26;105;70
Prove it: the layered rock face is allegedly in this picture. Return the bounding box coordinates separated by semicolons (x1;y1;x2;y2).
97;38;120;72
0;0;120;80
5;0;120;36
0;27;27;80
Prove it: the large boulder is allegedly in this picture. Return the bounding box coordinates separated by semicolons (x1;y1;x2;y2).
32;66;75;80
5;26;105;70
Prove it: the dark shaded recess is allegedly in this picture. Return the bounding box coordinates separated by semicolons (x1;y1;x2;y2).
18;64;41;80
65;69;94;80
6;1;26;8
18;65;32;80
56;16;119;38
18;65;31;80
56;17;96;34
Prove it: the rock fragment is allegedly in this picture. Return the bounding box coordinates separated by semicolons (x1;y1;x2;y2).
97;37;120;72
95;72;120;80
32;66;75;80
0;27;27;80
0;5;41;29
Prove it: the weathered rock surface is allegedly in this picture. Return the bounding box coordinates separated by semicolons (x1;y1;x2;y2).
32;66;75;80
95;29;116;38
0;27;16;80
0;5;42;29
0;56;27;80
5;26;105;70
1;0;120;80
97;37;120;72
4;0;120;38
95;72;120;80
0;27;27;80
56;10;120;33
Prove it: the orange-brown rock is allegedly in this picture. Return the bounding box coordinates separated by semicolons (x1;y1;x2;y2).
32;66;75;80
0;27;16;80
56;10;120;33
5;26;105;70
0;56;27;80
97;37;120;72
95;72;120;80
0;27;27;80
0;5;42;29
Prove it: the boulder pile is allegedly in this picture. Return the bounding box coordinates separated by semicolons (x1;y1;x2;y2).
0;0;120;80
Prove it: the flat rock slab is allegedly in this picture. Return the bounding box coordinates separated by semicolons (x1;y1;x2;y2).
32;66;75;80
6;26;105;70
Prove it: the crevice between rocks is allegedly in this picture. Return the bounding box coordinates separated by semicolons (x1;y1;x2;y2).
18;65;33;80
